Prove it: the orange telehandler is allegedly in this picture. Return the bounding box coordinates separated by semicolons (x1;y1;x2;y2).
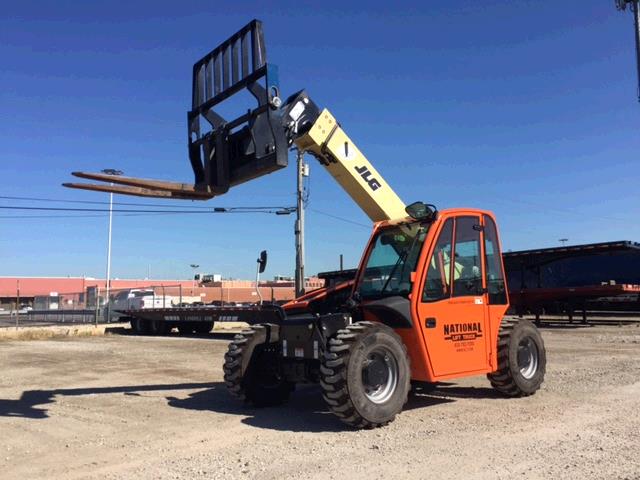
65;20;546;428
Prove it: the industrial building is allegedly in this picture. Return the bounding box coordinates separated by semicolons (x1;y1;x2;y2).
0;276;324;310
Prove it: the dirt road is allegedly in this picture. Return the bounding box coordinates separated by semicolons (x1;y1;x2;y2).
1;324;639;479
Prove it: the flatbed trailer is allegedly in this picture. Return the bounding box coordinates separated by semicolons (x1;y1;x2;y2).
121;304;284;335
509;284;640;324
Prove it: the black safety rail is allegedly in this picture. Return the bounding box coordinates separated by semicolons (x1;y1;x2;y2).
191;19;267;113
121;304;285;325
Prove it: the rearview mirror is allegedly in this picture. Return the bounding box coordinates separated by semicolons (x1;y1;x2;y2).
257;250;268;274
405;201;437;221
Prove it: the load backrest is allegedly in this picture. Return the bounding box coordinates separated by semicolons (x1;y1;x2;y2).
187;20;288;194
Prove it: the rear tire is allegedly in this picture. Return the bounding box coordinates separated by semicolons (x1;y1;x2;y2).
488;318;546;396
223;325;293;407
320;321;410;429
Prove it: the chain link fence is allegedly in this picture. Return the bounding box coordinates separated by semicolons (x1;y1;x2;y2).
0;284;189;329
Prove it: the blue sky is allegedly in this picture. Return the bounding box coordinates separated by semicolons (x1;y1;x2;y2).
1;1;638;281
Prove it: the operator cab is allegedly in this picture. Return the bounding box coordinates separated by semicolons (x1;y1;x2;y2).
353;205;510;380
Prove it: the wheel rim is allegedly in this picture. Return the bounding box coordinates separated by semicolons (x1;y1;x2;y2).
517;336;539;379
361;346;399;404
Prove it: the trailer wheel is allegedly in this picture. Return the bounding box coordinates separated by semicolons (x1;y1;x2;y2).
149;320;171;335
131;317;150;335
320;321;410;429
223;325;292;407
177;323;195;335
488;318;546;397
193;322;214;334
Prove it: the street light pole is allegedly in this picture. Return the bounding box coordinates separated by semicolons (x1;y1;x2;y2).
102;168;123;322
190;264;200;295
615;0;640;102
295;149;308;298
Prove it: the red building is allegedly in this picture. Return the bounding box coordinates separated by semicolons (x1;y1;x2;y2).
0;276;324;308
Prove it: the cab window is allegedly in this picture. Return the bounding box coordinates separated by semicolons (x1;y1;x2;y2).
358;223;428;299
452;216;483;297
483;215;507;304
422;219;453;302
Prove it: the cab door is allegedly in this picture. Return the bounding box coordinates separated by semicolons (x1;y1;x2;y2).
415;215;489;378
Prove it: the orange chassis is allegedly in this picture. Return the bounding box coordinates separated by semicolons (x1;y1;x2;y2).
283;208;509;384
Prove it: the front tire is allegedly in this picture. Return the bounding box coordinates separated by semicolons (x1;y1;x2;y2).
488;318;546;396
223;325;293;407
320;321;410;429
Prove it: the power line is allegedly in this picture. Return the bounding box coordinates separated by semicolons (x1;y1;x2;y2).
0;197;367;227
494;197;634;225
0;205;295;214
0;195;291;210
0;206;215;213
0;202;371;229
308;208;370;228
0;212;190;220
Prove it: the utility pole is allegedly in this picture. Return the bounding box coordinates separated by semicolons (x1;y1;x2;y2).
101;168;123;323
16;279;20;328
616;0;640;102
295;149;307;298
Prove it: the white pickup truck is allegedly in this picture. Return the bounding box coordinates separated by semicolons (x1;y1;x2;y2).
107;289;173;322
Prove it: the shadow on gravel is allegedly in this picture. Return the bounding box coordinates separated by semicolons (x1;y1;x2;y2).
0;380;501;431
420;385;503;401
0;380;345;432
536;323;594;330
528;319;639;330
167;383;347;432
0;382;218;420
168;383;499;431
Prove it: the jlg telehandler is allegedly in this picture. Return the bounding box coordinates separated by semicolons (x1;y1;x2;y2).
65;20;546;428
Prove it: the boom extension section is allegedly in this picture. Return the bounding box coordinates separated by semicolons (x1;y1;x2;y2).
64;20;406;222
283;92;406;222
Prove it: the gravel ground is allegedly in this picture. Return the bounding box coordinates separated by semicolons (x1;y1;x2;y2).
1;324;639;479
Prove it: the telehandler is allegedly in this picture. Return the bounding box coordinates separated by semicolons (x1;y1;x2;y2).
65;20;546;428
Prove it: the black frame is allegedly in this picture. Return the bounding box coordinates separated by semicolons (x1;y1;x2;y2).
187;19;288;194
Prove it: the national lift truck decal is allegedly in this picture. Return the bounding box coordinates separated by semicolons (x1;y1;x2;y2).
443;322;483;342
